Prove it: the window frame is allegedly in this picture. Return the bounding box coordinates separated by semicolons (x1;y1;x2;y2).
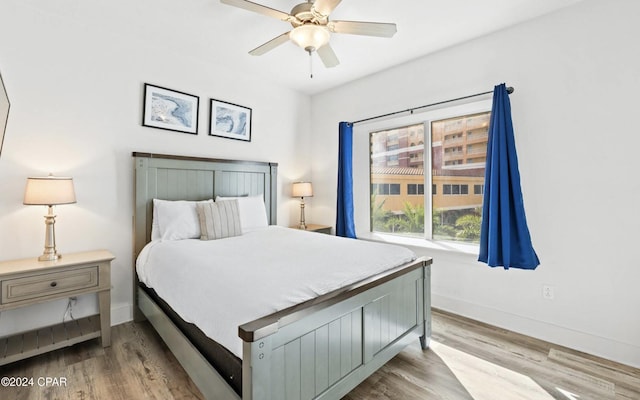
358;98;492;244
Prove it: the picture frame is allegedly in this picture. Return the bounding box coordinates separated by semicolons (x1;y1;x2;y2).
0;71;10;159
209;98;252;142
142;83;199;134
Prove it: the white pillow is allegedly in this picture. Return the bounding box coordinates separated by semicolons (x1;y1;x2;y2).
215;195;269;232
152;199;213;240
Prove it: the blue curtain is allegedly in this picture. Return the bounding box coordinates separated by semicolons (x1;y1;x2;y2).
479;84;539;270
336;121;356;238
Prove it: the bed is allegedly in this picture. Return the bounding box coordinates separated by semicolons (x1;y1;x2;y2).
132;152;432;400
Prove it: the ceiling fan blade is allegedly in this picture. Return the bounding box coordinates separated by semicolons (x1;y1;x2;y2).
317;44;340;68
220;0;291;21
311;0;342;16
249;32;291;56
328;20;397;37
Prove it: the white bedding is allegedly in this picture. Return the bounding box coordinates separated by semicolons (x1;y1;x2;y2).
136;226;416;358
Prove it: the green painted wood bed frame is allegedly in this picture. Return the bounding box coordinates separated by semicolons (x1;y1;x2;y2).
132;152;432;400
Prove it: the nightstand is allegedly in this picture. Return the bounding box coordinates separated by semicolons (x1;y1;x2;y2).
0;250;114;366
290;224;332;234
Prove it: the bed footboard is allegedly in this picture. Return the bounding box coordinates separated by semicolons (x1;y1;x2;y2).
242;259;431;400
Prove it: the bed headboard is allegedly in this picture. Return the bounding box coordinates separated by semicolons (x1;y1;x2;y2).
133;152;278;258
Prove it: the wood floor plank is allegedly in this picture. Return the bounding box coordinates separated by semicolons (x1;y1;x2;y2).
0;309;637;400
431;311;634;399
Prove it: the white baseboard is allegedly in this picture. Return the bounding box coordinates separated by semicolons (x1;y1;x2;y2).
433;294;640;369
111;303;132;326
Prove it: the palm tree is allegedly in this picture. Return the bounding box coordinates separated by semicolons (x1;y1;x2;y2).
371;194;391;232
385;216;404;233
397;201;424;233
433;208;456;239
455;213;482;241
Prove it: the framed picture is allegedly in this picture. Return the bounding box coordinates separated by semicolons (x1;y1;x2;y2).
0;72;9;159
209;99;252;142
142;84;199;134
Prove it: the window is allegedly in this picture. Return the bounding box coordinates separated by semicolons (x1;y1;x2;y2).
371;183;401;196
370;124;425;236
369;109;490;244
407;184;424;195
442;184;468;195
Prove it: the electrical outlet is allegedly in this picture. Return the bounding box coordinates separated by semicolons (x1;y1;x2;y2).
542;285;555;300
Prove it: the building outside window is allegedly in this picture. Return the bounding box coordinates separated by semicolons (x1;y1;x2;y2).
369;111;490;243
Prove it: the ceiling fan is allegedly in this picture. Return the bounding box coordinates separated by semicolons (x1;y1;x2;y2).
220;0;397;69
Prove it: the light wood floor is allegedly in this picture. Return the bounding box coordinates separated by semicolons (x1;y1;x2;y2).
2;309;638;400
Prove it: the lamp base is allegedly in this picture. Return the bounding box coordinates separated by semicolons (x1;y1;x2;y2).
299;199;307;230
38;252;61;262
38;207;60;262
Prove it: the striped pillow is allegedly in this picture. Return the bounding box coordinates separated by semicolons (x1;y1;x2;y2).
196;200;242;240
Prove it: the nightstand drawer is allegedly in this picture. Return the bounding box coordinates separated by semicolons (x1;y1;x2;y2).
1;266;98;304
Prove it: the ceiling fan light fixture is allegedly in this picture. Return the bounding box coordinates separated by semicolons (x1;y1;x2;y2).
289;24;330;52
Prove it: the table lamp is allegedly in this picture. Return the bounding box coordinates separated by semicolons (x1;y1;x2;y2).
23;175;76;261
292;181;313;230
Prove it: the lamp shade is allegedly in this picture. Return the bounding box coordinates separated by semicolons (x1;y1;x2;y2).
292;182;313;198
289;25;330;51
24;176;76;206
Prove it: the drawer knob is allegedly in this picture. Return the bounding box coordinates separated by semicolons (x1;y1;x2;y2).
50;281;58;287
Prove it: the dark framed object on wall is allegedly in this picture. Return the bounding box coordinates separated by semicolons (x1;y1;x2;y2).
209;98;252;142
0;71;10;158
142;84;199;134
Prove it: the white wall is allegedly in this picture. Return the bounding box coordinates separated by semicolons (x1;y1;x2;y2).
309;0;640;367
0;0;311;335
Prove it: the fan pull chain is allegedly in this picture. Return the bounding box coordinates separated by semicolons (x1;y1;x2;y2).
308;50;313;79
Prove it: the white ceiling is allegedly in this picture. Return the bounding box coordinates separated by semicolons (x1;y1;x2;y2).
207;0;583;94
43;0;583;95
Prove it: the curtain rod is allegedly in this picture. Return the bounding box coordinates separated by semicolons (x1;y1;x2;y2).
350;86;514;125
